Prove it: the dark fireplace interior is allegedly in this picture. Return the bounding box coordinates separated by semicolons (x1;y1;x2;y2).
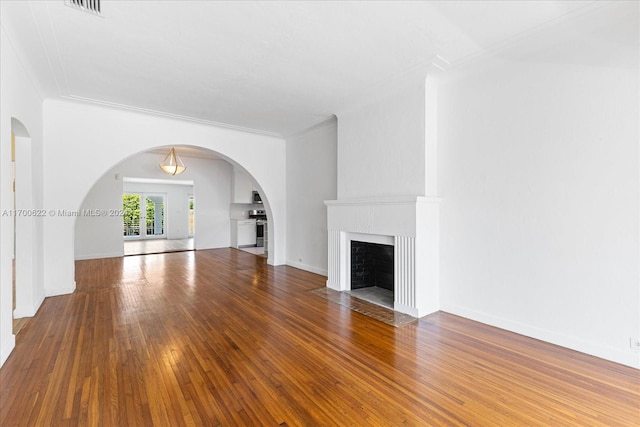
351;241;394;291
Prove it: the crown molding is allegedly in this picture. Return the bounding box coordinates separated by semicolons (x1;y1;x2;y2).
60;95;284;138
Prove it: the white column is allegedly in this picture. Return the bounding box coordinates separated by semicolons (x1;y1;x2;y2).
326;229;341;290
394;235;417;317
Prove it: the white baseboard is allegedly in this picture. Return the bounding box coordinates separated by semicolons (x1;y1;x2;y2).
45;281;76;297
326;279;341;291
13;292;45;318
441;303;640;370
394;302;419;318
286;259;327;277
0;334;16;368
74;252;123;260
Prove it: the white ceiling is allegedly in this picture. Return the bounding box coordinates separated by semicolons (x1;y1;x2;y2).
1;1;637;137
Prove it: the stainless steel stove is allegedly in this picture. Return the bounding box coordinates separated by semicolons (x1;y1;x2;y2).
248;210;267;247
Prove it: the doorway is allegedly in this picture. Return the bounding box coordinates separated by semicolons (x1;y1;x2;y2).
121;184;195;256
188;194;195;238
123;193;166;239
10;118;35;335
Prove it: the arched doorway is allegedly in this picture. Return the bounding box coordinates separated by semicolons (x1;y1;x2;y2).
74;146;276;262
10;117;34;334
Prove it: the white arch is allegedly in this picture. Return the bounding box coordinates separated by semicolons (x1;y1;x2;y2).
42;99;286;297
73;145;278;260
11;117;39;320
11;117;30;138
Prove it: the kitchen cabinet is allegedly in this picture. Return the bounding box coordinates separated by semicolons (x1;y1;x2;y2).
232;171;253;204
231;219;257;248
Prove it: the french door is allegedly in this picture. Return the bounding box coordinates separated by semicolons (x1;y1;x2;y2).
188;195;195;238
123;193;166;239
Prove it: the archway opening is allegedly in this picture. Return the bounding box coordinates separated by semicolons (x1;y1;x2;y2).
74;145;276;263
10;117;34;335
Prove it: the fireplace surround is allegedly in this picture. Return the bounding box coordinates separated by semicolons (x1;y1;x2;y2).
325;196;440;318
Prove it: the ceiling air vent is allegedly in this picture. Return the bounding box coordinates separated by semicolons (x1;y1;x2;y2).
65;0;102;16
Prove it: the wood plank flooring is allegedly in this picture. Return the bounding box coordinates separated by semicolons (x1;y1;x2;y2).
1;249;638;426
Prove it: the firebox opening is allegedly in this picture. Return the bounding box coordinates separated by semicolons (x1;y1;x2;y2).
349;240;394;309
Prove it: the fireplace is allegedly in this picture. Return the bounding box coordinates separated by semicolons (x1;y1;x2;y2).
325;196;440;318
351;241;394;291
349;240;395;309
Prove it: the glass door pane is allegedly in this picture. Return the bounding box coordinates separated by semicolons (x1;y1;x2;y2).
123;193;141;238
145;195;165;238
188;195;195;237
123;193;165;239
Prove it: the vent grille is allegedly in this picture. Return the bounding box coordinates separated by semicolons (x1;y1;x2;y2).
65;0;101;15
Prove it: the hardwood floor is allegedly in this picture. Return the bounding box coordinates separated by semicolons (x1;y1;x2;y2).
1;249;638;426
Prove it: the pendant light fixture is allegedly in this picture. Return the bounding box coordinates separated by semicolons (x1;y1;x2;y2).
159;147;186;175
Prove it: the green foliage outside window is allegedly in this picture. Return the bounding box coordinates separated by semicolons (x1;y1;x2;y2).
123;194;164;236
123;194;140;235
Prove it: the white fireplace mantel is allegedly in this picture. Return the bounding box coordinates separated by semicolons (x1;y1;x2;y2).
325;196;440;318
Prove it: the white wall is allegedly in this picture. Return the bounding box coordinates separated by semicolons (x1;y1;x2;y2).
286;118;337;275
43;99;286;297
337;82;426;199
75;152;232;260
0;25;45;366
74;167;125;259
438;60;640;368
